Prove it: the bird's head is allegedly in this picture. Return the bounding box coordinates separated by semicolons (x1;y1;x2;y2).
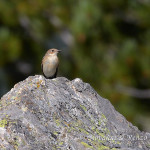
47;48;61;56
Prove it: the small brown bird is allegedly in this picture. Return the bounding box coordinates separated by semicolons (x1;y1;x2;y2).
41;48;61;79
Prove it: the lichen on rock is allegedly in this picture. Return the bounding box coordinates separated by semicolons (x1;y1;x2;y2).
0;75;150;150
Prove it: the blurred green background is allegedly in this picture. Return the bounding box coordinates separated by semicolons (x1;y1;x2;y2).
0;0;150;132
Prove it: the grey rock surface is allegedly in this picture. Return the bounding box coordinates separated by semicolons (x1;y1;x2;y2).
0;75;150;150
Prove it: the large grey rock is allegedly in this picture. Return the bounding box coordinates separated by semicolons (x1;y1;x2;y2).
0;75;149;150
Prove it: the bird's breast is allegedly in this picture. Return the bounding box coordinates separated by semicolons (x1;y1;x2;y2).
42;56;59;77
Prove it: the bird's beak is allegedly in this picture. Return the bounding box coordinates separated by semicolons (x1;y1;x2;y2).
57;50;61;52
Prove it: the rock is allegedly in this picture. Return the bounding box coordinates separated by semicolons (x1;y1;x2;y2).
0;75;150;150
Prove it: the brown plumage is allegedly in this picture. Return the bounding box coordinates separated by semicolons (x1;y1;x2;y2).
41;48;61;79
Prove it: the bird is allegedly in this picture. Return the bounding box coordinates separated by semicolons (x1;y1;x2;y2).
41;48;61;79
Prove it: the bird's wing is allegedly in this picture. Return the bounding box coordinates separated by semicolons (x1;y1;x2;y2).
41;58;45;76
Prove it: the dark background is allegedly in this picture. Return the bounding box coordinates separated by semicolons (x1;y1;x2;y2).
0;0;150;132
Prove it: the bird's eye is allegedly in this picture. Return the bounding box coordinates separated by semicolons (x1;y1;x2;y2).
51;50;54;52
